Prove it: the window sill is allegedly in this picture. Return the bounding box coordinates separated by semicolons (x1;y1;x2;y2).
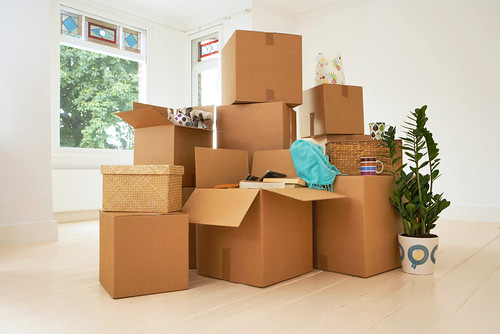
52;147;133;169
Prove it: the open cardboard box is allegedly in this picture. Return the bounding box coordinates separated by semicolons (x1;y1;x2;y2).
182;147;345;287
116;102;213;187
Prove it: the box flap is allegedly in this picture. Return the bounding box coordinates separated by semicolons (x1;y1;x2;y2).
264;188;346;201
132;102;170;113
117;104;215;130
252;149;297;178
195;147;249;188
182;188;259;227
116;107;173;128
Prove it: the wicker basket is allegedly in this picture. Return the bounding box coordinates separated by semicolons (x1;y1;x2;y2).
101;165;184;213
326;140;402;175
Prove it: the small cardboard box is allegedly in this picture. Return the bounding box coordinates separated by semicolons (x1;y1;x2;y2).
299;84;364;137
314;175;403;277
183;148;344;287
116;102;213;187
99;211;189;298
182;187;197;269
101;165;184;213
221;30;302;107
217;102;296;167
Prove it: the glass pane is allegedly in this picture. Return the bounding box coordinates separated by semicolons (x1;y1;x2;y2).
199;38;219;61
86;18;118;47
199;68;218;105
123;28;141;53
59;45;138;149
61;11;82;38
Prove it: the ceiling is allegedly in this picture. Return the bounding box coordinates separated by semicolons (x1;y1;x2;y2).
92;0;337;31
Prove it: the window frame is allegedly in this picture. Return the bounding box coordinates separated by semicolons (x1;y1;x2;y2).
53;4;149;169
189;26;222;107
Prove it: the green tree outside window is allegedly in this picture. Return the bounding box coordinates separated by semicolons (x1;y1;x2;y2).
60;45;138;150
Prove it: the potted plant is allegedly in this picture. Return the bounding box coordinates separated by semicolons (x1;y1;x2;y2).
381;105;450;274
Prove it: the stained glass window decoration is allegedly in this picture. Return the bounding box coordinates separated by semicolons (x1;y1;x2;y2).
60;8;145;57
123;28;141;53
61;12;82;38
86;17;118;48
199;38;219;61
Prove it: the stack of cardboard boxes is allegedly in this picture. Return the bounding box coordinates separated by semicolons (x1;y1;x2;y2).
217;30;302;166
99;29;403;298
99;165;189;298
183;31;345;287
299;75;402;278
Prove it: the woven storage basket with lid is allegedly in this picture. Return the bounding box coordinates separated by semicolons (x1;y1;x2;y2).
102;165;184;213
326;139;402;176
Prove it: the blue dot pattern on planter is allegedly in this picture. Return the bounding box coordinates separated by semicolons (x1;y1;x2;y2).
431;245;438;264
408;244;429;269
399;243;404;261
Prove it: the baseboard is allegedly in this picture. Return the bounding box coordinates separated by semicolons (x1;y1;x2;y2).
0;220;58;246
54;210;99;223
440;205;500;223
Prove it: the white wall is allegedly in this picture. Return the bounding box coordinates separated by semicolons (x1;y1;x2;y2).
297;0;500;222
220;10;253;46
0;0;57;245
252;0;296;34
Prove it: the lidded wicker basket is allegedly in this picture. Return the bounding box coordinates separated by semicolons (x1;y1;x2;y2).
326;140;402;175
101;165;184;213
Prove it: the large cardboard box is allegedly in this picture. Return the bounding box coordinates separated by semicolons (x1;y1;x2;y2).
217;102;296;167
183;148;344;287
313;175;402;277
221;30;302;107
299;84;364;137
99;211;189;298
116;102;213;187
182;187;197;269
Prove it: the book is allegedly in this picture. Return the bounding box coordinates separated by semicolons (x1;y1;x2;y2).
239;181;304;189
239;181;286;189
262;177;307;187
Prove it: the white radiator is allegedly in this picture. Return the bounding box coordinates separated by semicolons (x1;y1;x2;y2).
52;169;101;212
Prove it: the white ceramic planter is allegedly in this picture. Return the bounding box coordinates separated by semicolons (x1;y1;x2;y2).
398;233;439;275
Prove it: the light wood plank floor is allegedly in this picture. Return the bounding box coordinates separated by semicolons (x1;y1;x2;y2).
1;219;499;333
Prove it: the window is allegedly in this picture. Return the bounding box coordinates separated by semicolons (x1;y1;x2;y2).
191;31;220;106
59;7;146;150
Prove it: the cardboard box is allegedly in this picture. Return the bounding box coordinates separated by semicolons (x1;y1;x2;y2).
182;187;197;269
217;102;296;167
183;148;344;287
99;211;189;298
221;30;302;107
299;84;364;137
101;165;184;214
313;175;402;277
116;102;213;187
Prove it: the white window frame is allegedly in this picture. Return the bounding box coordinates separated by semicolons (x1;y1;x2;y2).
189;26;222;107
52;3;149;169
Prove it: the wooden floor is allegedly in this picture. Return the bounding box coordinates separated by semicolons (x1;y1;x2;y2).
1;219;499;333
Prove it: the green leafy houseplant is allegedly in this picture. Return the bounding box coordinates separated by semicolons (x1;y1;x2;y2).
381;105;451;237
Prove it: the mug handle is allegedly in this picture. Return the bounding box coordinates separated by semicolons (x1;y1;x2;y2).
376;160;384;174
